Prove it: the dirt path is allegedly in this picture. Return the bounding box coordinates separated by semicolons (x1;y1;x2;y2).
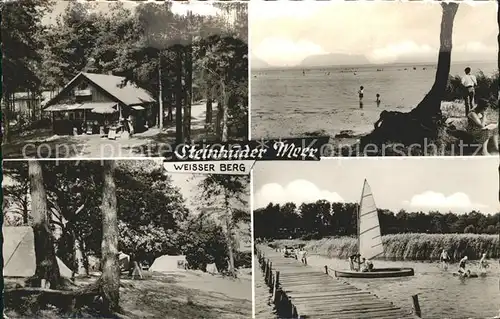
3;102;216;159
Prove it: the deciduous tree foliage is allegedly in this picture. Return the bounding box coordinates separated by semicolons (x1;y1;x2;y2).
3;2;248;142
254;200;500;240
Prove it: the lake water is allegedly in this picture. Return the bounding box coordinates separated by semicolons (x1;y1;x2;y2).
306;254;500;319
251;62;497;139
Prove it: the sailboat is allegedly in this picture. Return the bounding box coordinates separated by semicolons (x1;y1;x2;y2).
334;179;414;278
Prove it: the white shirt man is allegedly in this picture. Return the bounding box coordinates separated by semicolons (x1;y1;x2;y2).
461;73;477;88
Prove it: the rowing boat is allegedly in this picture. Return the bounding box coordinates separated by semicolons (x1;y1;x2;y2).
335;268;415;278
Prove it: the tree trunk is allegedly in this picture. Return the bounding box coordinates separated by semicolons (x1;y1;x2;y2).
183;44;193;143
28;161;62;288
3;93;10;143
412;3;458;116
220;81;229;142
158;52;164;130
175;47;184;145
205;87;213;127
99;160;120;313
223;190;236;277
215;99;222;140
359;3;459;151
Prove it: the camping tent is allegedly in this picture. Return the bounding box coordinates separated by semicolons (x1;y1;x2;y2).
149;255;187;272
3;226;72;278
206;263;219;275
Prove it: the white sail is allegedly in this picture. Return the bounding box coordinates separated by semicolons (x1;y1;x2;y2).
358;179;384;260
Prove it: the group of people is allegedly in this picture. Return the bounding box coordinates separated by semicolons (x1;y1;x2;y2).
348;253;374;272
357;86;381;108
440;249;489;275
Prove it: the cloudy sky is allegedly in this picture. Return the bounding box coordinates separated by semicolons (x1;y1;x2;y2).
253;157;499;214
250;1;497;66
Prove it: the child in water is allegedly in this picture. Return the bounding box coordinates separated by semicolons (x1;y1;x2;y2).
358;86;364;101
358;86;364;108
376;93;381;107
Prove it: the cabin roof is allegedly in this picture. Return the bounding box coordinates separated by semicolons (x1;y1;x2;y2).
44;72;155;108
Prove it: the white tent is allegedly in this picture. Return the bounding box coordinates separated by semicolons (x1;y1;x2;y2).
149;255;187;272
3;226;72;278
206;263;219;274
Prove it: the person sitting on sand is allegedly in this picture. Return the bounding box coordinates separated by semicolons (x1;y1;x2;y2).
467;99;499;155
376;93;381;107
461;67;477;115
458;256;468;274
440;250;450;269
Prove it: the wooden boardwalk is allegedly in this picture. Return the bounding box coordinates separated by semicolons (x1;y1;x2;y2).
256;245;417;319
254;256;278;319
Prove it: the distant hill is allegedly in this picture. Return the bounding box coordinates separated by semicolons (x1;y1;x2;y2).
251;57;272;70
300;53;371;67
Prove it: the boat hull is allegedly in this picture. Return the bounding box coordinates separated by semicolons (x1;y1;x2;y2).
334;268;414;278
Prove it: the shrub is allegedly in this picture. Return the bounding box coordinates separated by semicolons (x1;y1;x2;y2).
234;251;252;269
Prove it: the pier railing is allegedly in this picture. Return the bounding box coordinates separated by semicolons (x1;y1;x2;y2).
256;247;298;318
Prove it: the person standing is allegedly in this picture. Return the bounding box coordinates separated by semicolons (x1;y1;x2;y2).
440;249;450;270
358;86;364;108
461;67;477;115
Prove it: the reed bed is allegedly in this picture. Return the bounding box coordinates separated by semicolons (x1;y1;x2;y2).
270;233;499;261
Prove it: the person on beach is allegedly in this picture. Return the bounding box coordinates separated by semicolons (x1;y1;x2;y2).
376;93;381;107
461;67;477;115
467;99;499;155
458;256;468;274
440;249;450;269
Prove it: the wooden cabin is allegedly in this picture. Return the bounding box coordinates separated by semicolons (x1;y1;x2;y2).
43;72;156;136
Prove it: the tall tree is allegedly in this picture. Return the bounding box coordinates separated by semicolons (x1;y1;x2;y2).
28;160;62;288
360;3;459;151
99;161;120;313
197;175;249;277
1;0;51;142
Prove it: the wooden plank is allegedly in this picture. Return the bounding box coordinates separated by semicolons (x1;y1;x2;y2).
256;245;417;319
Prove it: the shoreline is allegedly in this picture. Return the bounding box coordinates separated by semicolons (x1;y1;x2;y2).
266;233;499;262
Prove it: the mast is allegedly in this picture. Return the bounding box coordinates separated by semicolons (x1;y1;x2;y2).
357;179;366;255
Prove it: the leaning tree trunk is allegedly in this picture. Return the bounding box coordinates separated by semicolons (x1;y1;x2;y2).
29;161;62;289
175;46;184;145
360;3;459;150
99;160;120;313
